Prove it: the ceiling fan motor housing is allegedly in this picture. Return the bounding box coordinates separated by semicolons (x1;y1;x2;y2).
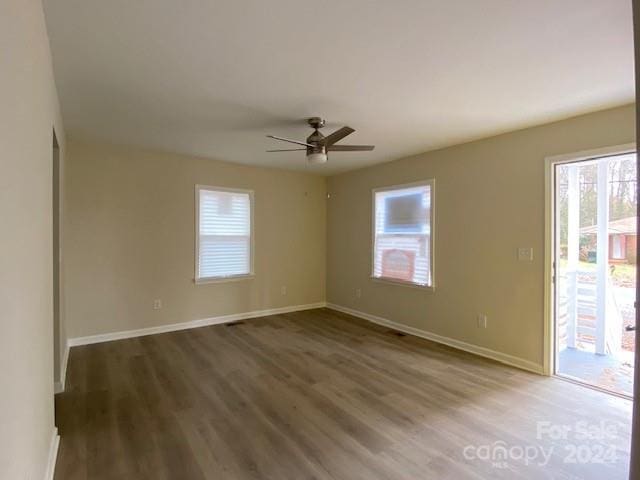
306;123;328;162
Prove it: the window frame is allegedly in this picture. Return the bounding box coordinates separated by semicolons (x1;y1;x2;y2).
370;179;435;290
194;184;255;284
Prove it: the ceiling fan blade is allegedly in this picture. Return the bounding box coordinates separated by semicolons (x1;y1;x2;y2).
266;148;306;152
266;135;313;147
320;126;355;146
327;145;375;151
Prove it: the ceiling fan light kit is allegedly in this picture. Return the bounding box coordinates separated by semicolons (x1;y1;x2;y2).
307;152;328;164
267;117;374;165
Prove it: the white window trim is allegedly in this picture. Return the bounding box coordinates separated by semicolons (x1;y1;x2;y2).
194;184;255;284
370;179;435;291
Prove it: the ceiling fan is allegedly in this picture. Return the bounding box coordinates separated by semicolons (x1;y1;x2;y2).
266;117;374;164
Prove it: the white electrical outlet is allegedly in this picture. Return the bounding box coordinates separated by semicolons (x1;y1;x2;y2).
281;286;287;295
153;299;162;310
477;314;487;328
356;288;362;298
517;247;533;262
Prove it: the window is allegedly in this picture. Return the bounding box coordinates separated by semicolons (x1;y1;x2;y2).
372;181;433;287
612;234;625;260
195;185;253;282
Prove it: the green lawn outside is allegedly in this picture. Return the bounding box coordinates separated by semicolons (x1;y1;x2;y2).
557;259;636;287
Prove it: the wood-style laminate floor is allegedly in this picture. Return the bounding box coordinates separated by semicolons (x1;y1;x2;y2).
54;308;632;480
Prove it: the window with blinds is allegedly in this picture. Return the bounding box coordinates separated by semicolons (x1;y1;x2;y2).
196;186;253;282
372;182;433;287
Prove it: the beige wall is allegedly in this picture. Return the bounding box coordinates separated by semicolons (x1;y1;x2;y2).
0;0;66;478
63;141;326;339
327;104;635;370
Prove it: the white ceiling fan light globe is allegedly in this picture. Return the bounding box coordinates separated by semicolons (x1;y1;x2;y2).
307;152;328;164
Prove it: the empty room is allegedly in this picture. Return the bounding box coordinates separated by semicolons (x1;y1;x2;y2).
3;0;640;479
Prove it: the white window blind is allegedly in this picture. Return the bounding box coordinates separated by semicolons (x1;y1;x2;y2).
196;186;253;281
373;182;433;287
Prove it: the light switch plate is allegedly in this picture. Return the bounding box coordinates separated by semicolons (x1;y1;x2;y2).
518;247;533;262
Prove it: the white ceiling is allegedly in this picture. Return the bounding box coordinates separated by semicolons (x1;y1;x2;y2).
44;0;634;175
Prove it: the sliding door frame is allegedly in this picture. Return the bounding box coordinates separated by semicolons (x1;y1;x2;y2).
543;142;636;377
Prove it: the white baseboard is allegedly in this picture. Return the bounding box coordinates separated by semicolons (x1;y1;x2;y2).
68;302;327;347
44;427;59;480
326;303;544;375
54;342;69;394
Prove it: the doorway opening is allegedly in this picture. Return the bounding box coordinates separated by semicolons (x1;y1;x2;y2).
551;146;637;397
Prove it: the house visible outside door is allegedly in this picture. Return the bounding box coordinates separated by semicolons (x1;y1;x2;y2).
551;146;637;397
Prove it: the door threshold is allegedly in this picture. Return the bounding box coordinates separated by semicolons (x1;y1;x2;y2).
554;372;633;401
